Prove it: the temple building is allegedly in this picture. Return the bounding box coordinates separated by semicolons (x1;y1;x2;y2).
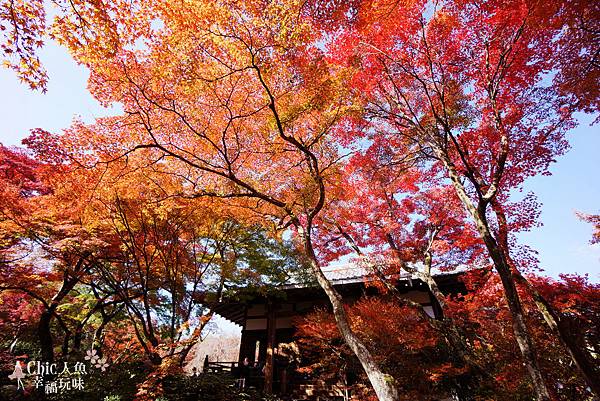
207;265;466;397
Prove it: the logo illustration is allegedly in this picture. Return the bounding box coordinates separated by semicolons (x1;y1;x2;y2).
8;361;25;390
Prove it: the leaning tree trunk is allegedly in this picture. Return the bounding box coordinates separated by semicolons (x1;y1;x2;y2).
492;201;600;397
438;153;551;400
302;232;399;401
349;226;489;390
521;276;600;397
480;232;550;401
522;277;600;397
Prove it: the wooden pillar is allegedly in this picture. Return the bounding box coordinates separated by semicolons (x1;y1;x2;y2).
264;298;276;394
281;367;287;394
238;329;246;365
238;305;248;365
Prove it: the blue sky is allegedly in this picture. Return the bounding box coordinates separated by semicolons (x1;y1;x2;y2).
1;42;598;282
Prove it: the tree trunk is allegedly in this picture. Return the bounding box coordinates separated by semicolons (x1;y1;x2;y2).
474;210;550;400
38;310;54;362
177;312;214;367
9;327;20;354
489;248;550;401
73;328;83;352
61;330;70;357
437;152;550;400
522;277;600;397
491;201;600;397
72;317;89;354
37;258;86;361
302;233;399;401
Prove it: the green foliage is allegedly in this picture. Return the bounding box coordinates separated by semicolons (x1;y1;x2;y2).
223;224;310;290
219;225;311;301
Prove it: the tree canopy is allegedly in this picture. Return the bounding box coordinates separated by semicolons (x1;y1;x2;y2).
0;0;598;400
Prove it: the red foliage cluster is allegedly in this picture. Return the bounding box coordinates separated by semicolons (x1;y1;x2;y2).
295;297;468;400
296;272;599;400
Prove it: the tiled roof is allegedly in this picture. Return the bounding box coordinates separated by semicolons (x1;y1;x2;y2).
283;259;469;289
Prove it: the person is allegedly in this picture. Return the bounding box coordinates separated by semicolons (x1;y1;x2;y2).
239;357;250;389
191;367;198;377
202;355;209;373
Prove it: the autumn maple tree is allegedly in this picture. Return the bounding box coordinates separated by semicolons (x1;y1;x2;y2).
1;135;302;376
0;143;107;362
1;0;598;399
89;185;301;367
447;271;599;400
0;0;47;90
296;297;471;401
319;0;599;398
36;0;408;398
296;271;599;400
